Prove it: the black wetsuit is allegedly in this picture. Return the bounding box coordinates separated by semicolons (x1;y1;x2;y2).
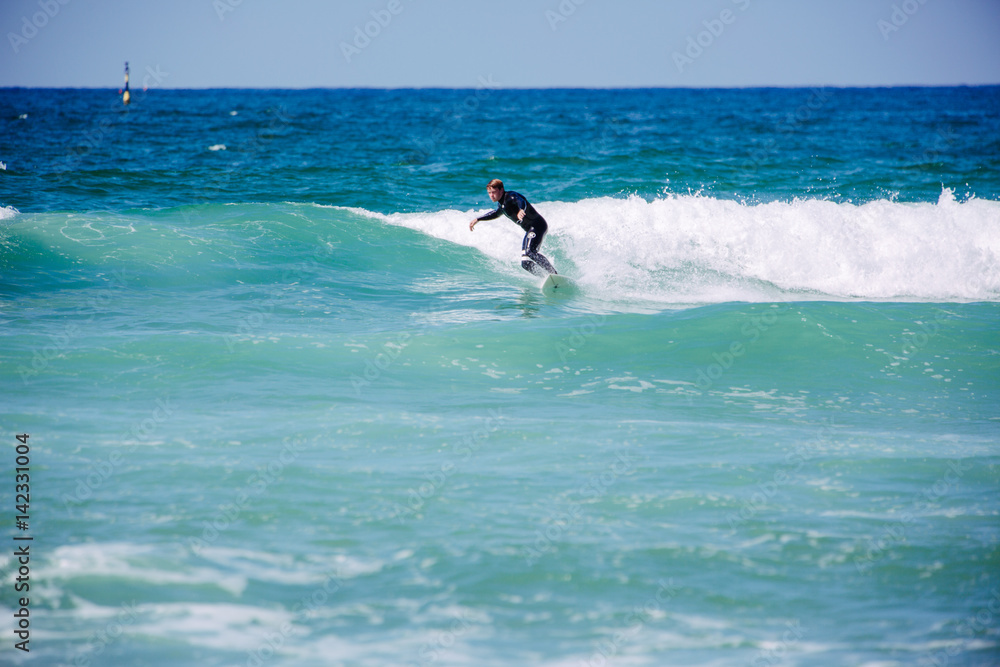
475;190;557;276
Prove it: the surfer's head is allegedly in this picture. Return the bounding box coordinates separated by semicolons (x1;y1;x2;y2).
487;179;504;202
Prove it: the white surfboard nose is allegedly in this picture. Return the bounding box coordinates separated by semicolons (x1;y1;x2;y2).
540;273;571;294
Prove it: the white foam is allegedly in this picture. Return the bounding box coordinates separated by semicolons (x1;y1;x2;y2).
0;205;18;220
129;602;297;651
193;546;359;585
208;144;227;151
360;190;1000;304
39;543;247;595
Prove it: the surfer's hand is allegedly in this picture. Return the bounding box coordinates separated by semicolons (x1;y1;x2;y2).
469;220;477;231
517;209;526;221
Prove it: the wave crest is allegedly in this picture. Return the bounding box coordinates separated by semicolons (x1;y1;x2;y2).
378;191;1000;304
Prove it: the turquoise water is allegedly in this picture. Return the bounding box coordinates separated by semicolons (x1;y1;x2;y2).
1;87;999;666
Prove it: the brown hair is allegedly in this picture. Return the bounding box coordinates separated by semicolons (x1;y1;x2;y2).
487;179;504;191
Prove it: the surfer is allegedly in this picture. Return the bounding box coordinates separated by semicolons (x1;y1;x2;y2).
469;179;557;276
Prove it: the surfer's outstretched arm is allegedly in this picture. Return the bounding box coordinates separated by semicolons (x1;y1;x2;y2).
470;205;502;231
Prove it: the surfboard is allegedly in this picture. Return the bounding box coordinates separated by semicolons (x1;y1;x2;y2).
540;273;571;294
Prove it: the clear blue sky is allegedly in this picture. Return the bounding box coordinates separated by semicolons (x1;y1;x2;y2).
2;0;998;88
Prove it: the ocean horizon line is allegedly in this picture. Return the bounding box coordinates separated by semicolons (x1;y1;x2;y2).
3;83;999;92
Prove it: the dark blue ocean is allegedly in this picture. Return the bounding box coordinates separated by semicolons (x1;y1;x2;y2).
1;86;999;666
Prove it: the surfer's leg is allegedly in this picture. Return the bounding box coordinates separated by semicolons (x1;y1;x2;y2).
520;232;539;276
520;254;544;277
520;259;545;277
521;229;555;278
528;251;557;275
522;227;557;275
